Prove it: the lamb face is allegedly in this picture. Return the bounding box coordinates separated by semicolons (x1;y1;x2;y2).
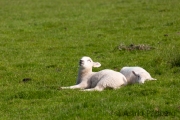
79;56;93;69
132;71;156;84
132;71;146;84
79;56;101;69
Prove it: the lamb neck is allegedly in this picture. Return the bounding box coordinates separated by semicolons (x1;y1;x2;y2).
76;68;93;84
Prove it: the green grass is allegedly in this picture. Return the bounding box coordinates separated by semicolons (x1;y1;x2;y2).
0;0;180;119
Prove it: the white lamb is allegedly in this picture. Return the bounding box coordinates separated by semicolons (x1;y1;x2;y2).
61;56;127;91
120;67;156;84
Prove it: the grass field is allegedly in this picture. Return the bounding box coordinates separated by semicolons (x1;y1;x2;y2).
0;0;180;119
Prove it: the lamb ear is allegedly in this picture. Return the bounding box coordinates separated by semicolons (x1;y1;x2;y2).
132;71;138;76
93;62;101;67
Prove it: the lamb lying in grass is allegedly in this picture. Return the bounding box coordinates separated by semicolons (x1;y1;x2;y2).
120;67;156;84
61;56;127;91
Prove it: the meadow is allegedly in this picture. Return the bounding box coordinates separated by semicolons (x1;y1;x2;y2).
0;0;180;119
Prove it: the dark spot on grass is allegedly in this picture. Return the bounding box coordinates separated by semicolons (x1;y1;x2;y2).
115;43;155;51
97;33;105;38
164;22;174;26
164;34;168;37
46;64;57;68
46;65;61;72
22;78;32;82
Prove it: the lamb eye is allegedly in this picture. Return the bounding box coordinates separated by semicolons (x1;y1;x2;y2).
87;59;91;62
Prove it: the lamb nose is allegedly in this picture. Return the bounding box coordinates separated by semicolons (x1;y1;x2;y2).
79;60;84;64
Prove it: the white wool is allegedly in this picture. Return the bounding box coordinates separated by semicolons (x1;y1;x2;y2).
61;56;127;91
120;67;156;84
